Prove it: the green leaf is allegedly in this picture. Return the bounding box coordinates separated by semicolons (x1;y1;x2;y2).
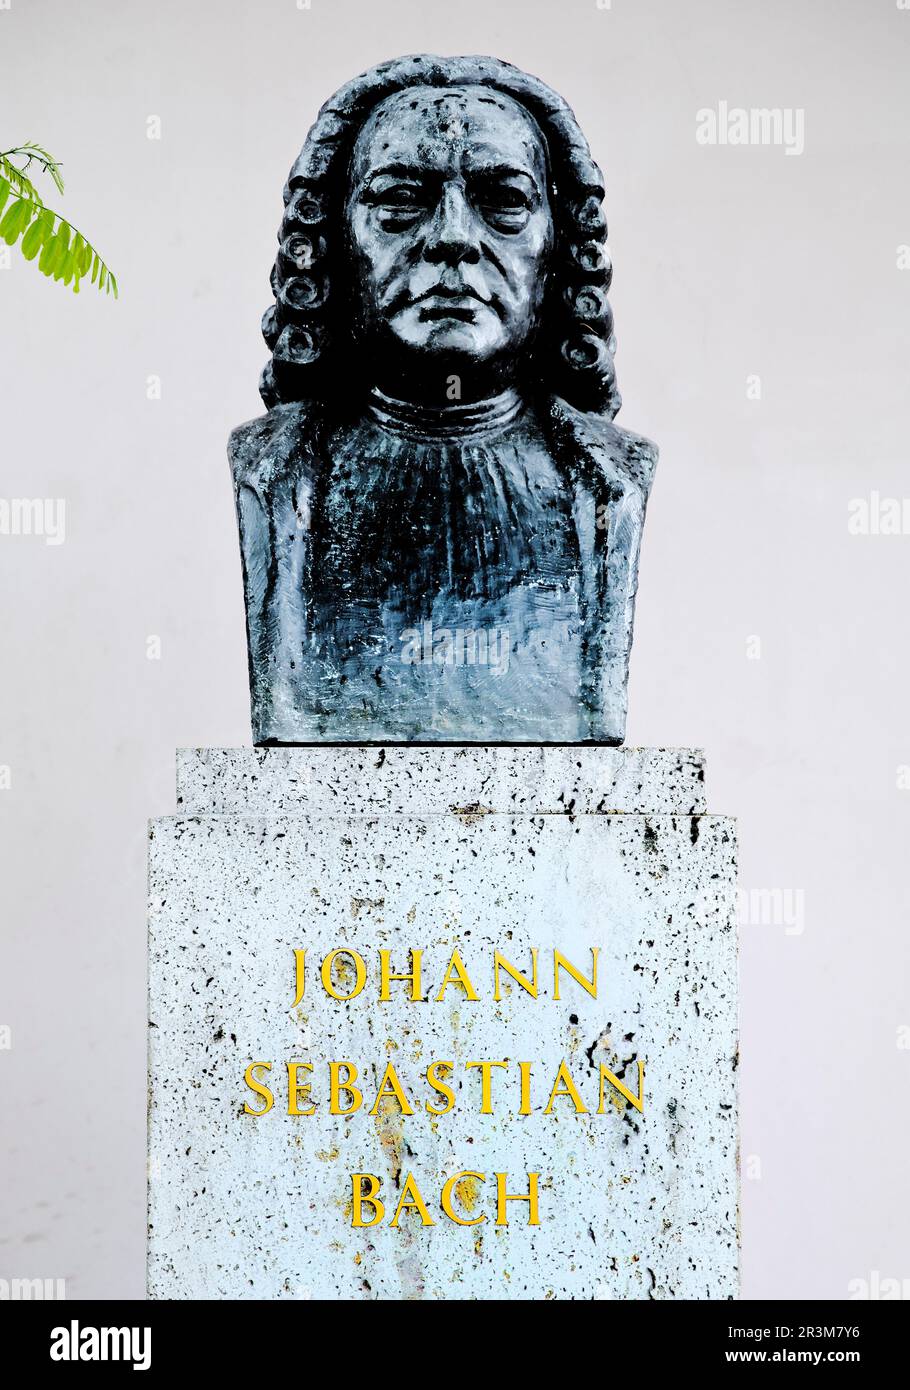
38;224;59;275
1;199;30;244
52;225;70;280
0;177;9;217
43;228;67;279
20;213;45;260
0;199;19;240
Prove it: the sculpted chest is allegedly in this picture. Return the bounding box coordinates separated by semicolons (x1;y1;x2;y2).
231;396;654;743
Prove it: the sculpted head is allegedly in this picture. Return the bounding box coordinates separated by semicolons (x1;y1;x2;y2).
262;56;620;414
345;86;553;388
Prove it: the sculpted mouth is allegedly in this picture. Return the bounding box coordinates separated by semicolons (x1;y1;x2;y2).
412;286;490;323
415;284;488;303
418;303;478;323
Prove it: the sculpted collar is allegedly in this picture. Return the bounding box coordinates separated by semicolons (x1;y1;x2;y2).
366;386;524;443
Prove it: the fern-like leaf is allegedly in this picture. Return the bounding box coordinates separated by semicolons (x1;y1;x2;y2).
0;155;43;207
0;145;117;297
19;141;65;195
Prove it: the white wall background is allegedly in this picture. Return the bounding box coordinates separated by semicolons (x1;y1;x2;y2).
1;0;908;1299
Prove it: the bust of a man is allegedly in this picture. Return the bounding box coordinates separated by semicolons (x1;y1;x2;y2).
230;54;656;744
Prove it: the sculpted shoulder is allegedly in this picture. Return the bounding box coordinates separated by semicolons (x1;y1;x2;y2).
228;400;320;496
547;396;658;499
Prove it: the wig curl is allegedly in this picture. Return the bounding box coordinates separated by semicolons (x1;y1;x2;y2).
261;54;620;417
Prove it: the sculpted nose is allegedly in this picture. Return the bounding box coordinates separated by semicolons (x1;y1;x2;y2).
424;184;481;265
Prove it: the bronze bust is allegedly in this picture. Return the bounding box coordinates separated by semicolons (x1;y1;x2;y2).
230;54;657;744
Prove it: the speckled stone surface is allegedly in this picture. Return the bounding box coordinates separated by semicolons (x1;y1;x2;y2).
149;749;737;1300
176;746;707;816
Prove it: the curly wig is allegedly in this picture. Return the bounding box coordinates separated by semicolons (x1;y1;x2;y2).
260;54;620;418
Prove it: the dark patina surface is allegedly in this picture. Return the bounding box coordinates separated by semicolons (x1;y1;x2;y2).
230;54;657;743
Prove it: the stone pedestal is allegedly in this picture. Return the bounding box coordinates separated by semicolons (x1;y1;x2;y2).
148;747;738;1300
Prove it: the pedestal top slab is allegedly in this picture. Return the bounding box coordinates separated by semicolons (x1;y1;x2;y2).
176;746;706;817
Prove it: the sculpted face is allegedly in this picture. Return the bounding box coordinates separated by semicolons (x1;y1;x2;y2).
345;86;554;386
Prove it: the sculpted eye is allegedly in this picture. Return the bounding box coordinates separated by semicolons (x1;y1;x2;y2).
474;183;533;229
362;181;429;223
379;185;424;209
488;186;530;208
